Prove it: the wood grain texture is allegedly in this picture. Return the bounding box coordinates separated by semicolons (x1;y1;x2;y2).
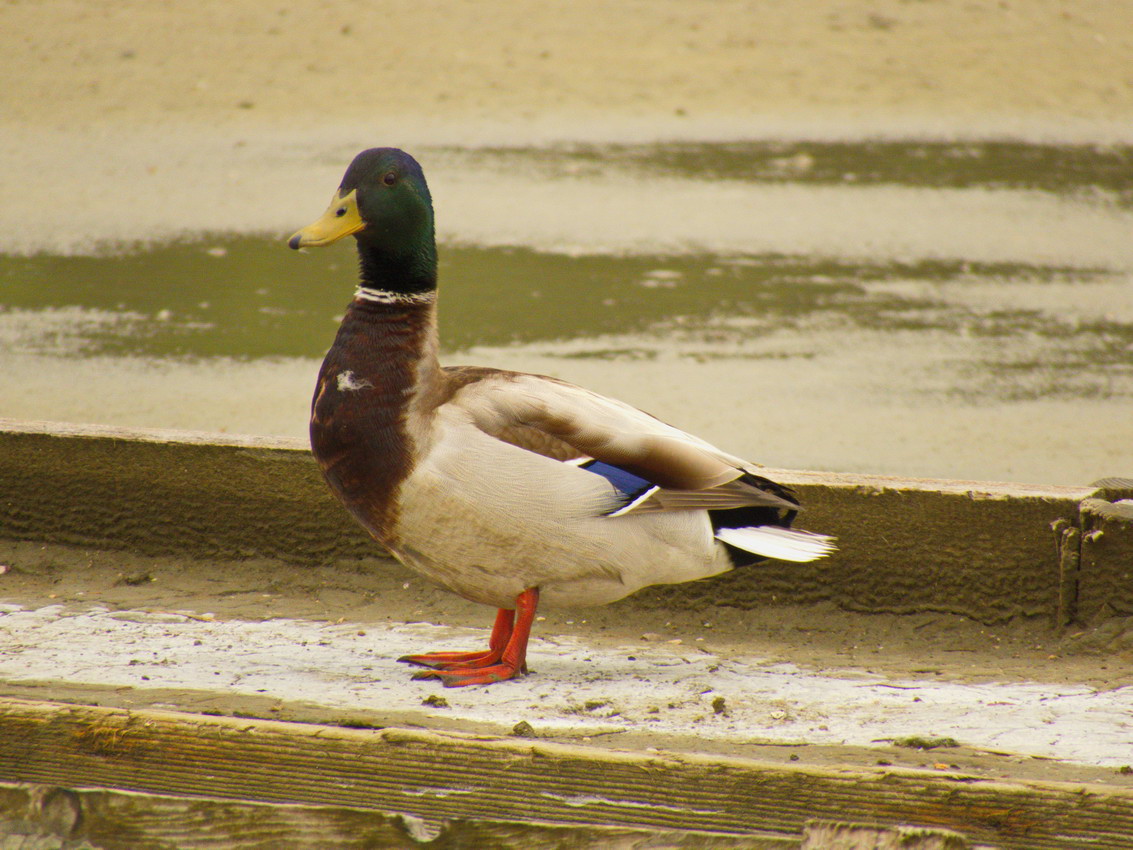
0;783;784;850
801;819;970;849
2;699;1132;848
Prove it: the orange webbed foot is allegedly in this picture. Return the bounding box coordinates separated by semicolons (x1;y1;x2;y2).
398;648;502;670
398;588;539;688
411;661;528;687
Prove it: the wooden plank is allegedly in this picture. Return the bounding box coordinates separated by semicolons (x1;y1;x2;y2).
3;698;1133;848
0;783;785;850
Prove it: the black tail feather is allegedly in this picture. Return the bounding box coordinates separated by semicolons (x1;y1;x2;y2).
710;472;799;567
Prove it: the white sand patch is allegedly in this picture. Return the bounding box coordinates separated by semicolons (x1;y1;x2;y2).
2;603;1130;767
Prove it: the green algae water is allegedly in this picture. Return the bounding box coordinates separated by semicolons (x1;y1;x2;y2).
1;140;1130;484
6;240;1125;369
450;139;1133;199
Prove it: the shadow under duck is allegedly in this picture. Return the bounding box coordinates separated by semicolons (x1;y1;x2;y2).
289;148;835;687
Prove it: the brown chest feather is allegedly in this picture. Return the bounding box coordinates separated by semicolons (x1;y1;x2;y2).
310;301;434;544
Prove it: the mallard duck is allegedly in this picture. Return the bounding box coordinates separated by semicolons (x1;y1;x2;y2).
289;148;835;687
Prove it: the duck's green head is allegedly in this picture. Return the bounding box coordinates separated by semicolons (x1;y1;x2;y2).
288;148;435;260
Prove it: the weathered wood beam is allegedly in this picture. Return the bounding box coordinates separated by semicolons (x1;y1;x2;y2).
801;820;970;849
3;698;1133;849
0;782;786;850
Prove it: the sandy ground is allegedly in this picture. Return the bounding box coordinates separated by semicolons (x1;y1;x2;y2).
4;0;1133;139
4;0;1131;253
3;0;1131;247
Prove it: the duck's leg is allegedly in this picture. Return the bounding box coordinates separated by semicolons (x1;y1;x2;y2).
398;606;515;670
408;587;539;687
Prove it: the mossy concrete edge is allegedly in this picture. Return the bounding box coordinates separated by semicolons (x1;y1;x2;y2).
0;418;1103;624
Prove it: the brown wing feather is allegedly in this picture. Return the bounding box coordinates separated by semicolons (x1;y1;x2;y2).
442;369;790;504
633;480;798;513
440;366;584;460
494;424;586;461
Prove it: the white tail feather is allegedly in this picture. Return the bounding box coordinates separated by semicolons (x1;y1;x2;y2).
715;526;837;563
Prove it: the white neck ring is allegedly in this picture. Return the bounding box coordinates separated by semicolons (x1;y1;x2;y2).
353;286;436;305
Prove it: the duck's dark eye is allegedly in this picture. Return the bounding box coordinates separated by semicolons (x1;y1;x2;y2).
335;207;347;217
382;171;397;186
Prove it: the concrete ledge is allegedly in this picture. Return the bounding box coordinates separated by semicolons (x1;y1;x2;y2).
0;419;1108;624
1076;495;1133;624
0;419;373;564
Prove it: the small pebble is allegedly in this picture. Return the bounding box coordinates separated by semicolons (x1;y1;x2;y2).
511;721;537;738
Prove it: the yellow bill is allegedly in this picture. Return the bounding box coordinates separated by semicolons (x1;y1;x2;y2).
288;189;364;249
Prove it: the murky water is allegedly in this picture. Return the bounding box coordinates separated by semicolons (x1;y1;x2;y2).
2;141;1130;484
